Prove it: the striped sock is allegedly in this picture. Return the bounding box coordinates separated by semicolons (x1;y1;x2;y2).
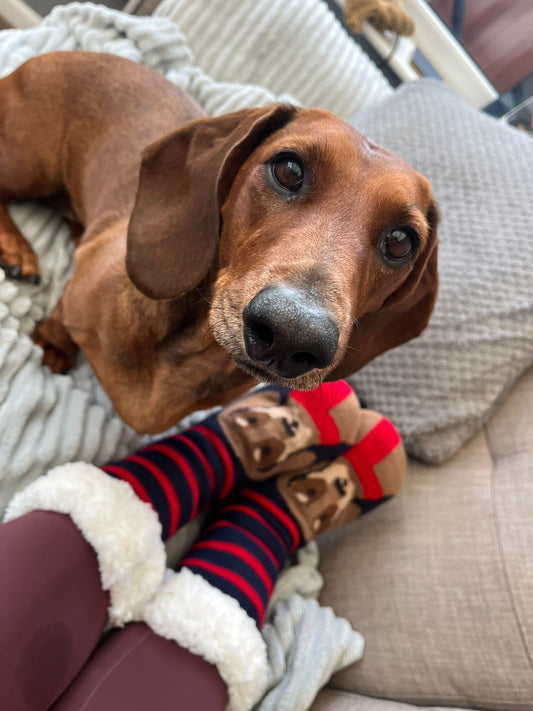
179;481;301;626
178;410;406;627
102;382;358;541
102;422;240;541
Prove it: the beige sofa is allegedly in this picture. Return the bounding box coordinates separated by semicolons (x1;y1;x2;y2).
315;364;533;710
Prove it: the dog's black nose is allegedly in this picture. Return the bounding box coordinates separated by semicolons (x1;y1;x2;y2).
242;285;339;379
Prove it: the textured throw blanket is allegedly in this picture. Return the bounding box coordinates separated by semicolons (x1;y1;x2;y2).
0;1;393;707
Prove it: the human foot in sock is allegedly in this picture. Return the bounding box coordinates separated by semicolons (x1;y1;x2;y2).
100;380;362;540
175;404;406;627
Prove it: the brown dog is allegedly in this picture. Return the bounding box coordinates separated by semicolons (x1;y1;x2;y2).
0;52;438;434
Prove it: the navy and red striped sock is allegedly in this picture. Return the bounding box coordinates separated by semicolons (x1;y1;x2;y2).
102;382;358;541
101;381;405;627
102;423;239;541
179;481;301;625
178;409;406;627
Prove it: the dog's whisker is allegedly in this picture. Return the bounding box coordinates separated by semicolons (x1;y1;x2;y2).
188;298;209;309
201;323;218;345
344;343;370;358
193;287;213;307
211;263;257;288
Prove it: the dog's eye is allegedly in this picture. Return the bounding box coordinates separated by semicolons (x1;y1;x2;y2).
379;228;419;265
270;154;304;193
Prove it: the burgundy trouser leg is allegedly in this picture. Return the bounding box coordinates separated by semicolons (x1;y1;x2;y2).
0;511;110;711
50;622;228;711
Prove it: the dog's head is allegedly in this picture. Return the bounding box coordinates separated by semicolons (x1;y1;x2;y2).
216;388;320;480
276;458;360;540
127;104;438;390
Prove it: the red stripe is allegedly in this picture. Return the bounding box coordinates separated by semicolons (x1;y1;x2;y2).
192;540;274;596
290;381;352;445
174;433;216;495
206;520;280;569
101;465;153;508
343;418;400;499
192;426;235;499
181;557;265;623
128;455;181;534
223;503;288;552
242;488;300;551
145;443;200;521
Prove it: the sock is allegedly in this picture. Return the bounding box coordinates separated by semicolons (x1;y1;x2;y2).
102;381;359;540
179;483;295;625
178;408;406;626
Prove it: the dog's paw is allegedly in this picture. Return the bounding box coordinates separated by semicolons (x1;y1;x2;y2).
0;257;40;283
33;324;78;374
0;234;41;284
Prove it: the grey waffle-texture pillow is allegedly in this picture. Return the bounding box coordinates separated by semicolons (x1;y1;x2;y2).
347;80;533;463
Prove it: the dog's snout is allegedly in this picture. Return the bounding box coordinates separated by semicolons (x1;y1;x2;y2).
242;285;339;379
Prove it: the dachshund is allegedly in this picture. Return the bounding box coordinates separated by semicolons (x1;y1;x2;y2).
0;51;438;434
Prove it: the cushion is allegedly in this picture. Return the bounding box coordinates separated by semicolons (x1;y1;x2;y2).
318;365;533;710
347;79;533;463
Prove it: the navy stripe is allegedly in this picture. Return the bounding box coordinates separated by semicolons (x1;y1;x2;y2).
240;480;302;552
140;448;196;526
194;529;279;589
203;524;280;581
106;457;171;539
186;546;271;601
166;435;215;508
219;506;288;569
202;416;248;486
181;426;233;499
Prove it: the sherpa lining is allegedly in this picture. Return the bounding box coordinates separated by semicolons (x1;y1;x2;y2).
4;462;167;625
143;568;269;711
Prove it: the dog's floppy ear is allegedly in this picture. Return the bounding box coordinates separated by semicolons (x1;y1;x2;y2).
333;199;439;377
127;104;297;300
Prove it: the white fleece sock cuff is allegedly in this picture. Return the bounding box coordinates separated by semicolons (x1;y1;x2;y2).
4;462;166;626
142;567;269;711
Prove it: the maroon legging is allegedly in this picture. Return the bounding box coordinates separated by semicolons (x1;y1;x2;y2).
0;511;227;711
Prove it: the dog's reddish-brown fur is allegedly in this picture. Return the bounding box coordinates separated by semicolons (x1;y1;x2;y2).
0;52;438;434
